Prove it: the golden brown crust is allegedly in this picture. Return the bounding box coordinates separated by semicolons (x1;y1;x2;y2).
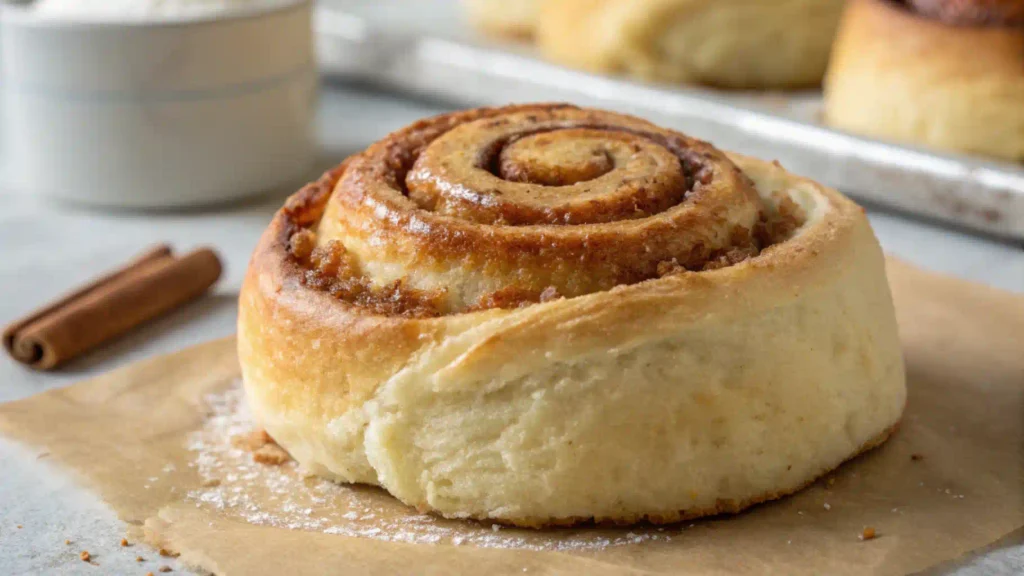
824;0;1024;161
280;104;781;316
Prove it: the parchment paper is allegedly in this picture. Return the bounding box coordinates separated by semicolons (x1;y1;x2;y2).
1;259;1021;575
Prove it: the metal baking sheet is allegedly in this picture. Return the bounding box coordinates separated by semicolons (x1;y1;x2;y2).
314;5;1024;241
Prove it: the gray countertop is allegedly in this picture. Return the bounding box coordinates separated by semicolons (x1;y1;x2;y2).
1;85;1021;575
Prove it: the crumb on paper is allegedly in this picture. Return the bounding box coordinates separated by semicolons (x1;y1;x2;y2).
120;538;129;547
136;556;145;562
64;539;71;545
232;428;274;452
16;525;22;529
159;548;180;558
860;527;877;541
233;427;293;465
159;566;173;573
147;573;155;576
253;444;291;466
79;551;91;562
911;453;924;461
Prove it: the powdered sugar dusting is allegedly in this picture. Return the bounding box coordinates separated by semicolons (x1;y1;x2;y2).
186;384;678;551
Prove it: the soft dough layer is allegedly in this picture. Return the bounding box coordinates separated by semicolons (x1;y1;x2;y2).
536;0;846;89
239;119;906;526
824;0;1024;162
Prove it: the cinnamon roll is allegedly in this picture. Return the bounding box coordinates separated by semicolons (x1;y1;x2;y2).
238;105;906;527
825;0;1024;162
536;0;847;89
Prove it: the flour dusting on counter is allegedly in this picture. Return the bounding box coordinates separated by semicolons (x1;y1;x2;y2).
186;384;676;551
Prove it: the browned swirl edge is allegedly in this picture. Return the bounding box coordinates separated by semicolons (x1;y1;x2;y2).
278;104;805;318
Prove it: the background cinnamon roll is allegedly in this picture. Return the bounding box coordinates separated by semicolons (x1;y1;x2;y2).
238;104;906;527
824;0;1024;162
535;0;847;89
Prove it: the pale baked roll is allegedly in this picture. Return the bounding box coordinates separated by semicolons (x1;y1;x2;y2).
239;104;906;527
825;0;1024;162
536;0;847;89
462;0;539;39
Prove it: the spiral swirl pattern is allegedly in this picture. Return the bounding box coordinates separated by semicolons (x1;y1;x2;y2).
241;104;904;528
286;105;773;316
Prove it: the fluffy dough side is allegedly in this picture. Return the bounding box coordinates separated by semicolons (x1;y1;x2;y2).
239;156;906;526
238;276;507;485
824;0;1024;162
537;0;846;89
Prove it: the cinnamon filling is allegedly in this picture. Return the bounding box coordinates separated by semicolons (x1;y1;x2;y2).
281;105;805;318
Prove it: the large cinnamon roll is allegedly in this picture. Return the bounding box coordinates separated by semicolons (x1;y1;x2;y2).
536;0;847;89
825;0;1024;162
239;105;906;527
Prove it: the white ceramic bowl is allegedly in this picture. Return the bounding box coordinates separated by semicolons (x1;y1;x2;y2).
0;0;315;208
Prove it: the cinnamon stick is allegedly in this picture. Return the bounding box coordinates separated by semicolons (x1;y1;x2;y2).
3;245;222;370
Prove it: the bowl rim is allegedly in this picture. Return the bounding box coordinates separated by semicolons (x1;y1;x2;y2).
0;0;309;29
